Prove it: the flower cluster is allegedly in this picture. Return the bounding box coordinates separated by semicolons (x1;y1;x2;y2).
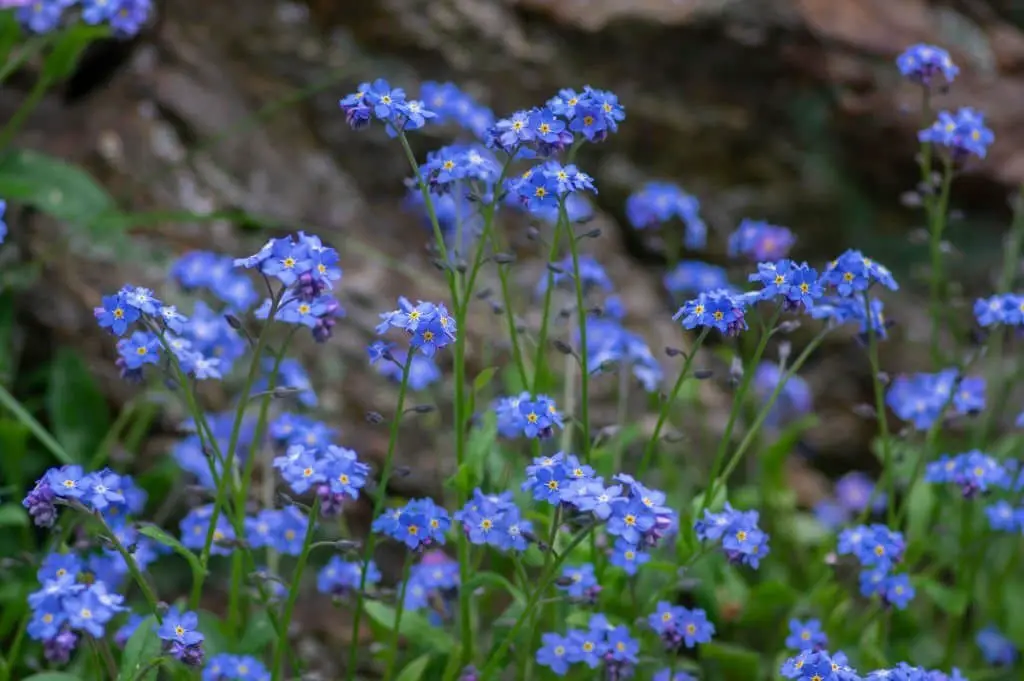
27;571;127;663
454;489;533;552
974;292;1023;327
339;78;434;134
809;294;889;341
663;261;729;297
372;498;451;551
925;450;1009;498
238;232;345;343
486;85;625;155
419;143;502;193
919;108;995;160
748;260;823;310
897;43;958;86
977;625;1018;666
820;250;898;296
377;298;457;357
537;614;639;678
157;608;206;666
694;503;771;569
648;602;715;651
728;219;795;261
493;392;564;439
837;524;914;609
625;181;706;249
23;464;146;528
886;369;986;430
673;288;749;336
317;558;381;597
506;161;597;213
203;653;271;681
273;442;370;515
14;0;150;37
556;563;600;603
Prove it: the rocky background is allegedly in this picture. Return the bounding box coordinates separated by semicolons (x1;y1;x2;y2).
3;0;1024;665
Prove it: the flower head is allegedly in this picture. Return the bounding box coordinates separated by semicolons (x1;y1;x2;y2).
897;44;958;86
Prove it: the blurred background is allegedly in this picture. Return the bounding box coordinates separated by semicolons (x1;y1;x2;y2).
2;0;1024;664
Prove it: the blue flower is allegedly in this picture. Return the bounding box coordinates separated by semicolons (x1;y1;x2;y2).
203;653;271;681
157;608;204;646
557;563;599;601
116;331;161;370
834;472;885;515
180;505;235;556
609;539;650;576
94;294;140;336
786;618;828;650
536;632;572;676
648;602;715;649
626;181;706;248
44;465;88;500
897;44;958;85
694;503;771;569
809;294;889;340
38;552;83;583
673;288;749;336
64;586;118;638
974;293;1022;327
82;469;126;510
366;78;407;121
925;450;1009;497
752;362;812;427
536;254;613;296
607;499;656;546
0;199;6;244
821;250;898;295
985;501;1023;532
882;573;915;610
565;626;607;668
919;108;994;159
373;498;450;550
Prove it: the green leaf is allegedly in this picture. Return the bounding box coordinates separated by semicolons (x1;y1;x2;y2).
906;482;936;547
700;641;761;679
43;24;110;81
472;366;498;394
46;349;110;463
21;674;86;681
918;577;968;616
117;615;160;681
0;149;116;226
0;503;28;527
737;580;797;628
463;571;526;607
0;383;72;465
363;601;454;654
238;611;276;654
761;414;818;490
395;654;432;681
137;524;206;579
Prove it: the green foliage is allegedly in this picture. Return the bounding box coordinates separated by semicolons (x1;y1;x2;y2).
362;601;455;655
46;350;110;464
117;615;160;681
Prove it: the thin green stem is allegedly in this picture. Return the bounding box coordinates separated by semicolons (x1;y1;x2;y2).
864;294;896;525
563;204;591;464
270;498;320;681
638;328;709;478
0;383;73;464
478;523;597;679
84;506;163;622
0;70;51;151
383;557;415;680
346;354;415;679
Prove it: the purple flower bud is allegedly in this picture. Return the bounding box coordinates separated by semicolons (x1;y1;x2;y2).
459;666;480;681
169;641;205;667
44;629;78;665
316;484;346;518
22;480;57;528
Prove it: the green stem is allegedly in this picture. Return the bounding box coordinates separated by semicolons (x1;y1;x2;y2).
270;498;320;681
85;507;163;622
477;523;597;678
346;353;415;679
383;557;415;680
864;294;896;526
637;328;709;478
563;203;591;464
